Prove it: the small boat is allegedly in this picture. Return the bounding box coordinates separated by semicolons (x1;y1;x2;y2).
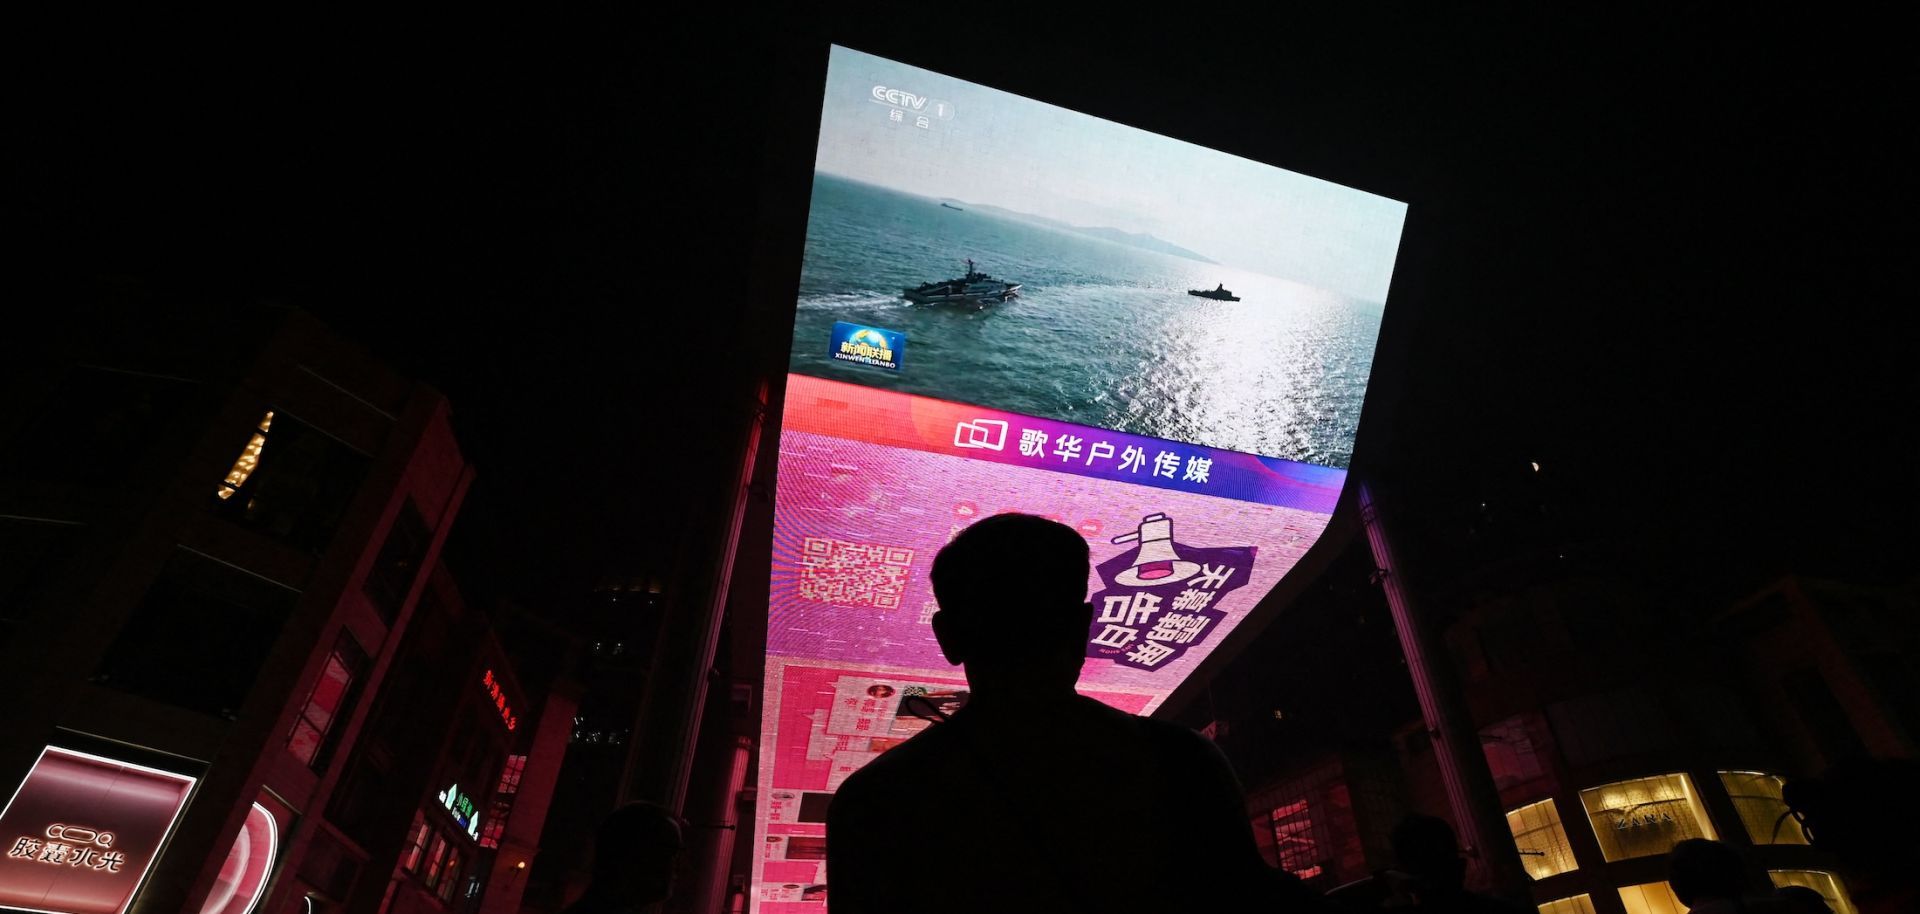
1188;284;1241;301
903;259;1021;307
940;202;964;211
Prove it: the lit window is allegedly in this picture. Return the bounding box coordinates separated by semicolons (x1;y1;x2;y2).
1769;870;1856;914
1506;799;1577;879
495;754;526;795
437;851;464;902
422;833;450;888
215;411;274;500
481;798;511;849
1269;798;1327;880
286;633;369;770
1537;895;1596;914
1579;774;1716;862
402;816;431;872
1718;771;1809;845
1617;882;1686;914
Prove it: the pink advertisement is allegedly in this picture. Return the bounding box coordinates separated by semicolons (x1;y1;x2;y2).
770;376;1335;695
0;747;197;914
752;377;1341;910
753;658;1156;912
197;802;279;914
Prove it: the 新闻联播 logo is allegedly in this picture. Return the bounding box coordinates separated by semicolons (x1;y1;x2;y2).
829;322;905;371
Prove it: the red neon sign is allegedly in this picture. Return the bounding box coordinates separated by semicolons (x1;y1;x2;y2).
482;669;518;731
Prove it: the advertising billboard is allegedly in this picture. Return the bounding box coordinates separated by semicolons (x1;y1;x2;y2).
196;802;279;914
754;45;1406;911
0;747;197;914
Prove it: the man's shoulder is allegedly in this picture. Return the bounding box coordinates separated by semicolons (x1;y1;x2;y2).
832;722;965;808
1128;708;1223;760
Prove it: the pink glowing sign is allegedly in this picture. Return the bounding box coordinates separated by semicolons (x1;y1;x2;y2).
0;747;196;914
197;803;277;914
755;44;1403;911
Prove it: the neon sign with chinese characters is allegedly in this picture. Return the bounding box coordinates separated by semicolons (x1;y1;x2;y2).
6;824;127;872
0;746;197;914
438;784;481;841
482;669;517;731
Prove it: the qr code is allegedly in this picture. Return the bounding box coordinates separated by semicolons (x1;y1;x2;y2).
798;537;914;609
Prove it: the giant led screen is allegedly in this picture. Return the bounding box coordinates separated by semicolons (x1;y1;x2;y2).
754;46;1407;910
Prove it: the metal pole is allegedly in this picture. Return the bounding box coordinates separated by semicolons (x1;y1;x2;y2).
624;381;767;814
689;735;754;914
1358;482;1531;901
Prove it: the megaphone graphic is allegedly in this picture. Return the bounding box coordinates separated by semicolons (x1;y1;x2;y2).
1111;513;1201;587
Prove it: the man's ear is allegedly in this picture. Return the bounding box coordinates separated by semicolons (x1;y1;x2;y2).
930;611;967;666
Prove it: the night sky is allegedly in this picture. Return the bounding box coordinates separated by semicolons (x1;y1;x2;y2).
22;7;1917;608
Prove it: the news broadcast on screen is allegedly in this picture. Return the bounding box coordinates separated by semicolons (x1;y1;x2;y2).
755;45;1406;910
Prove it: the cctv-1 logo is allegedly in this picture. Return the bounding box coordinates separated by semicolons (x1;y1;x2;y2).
870;85;931;110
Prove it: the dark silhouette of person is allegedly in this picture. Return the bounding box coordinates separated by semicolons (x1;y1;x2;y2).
1667;838;1792;914
1774;885;1834;914
827;513;1304;914
560;802;686;914
1784;759;1920;914
1382;815;1528;914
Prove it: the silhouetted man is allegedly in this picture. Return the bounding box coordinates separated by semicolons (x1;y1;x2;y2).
1383;815;1528;914
1774;885;1834;914
1784;759;1920;914
828;513;1296;914
561;803;686;914
1668;838;1790;914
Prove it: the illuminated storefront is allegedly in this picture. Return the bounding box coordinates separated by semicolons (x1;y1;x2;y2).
1506;799;1577;880
0;746;197;914
755;44;1407;911
1717;771;1808;846
1615;881;1685;914
1537;895;1596;914
1493;769;1852;914
1578;774;1716;862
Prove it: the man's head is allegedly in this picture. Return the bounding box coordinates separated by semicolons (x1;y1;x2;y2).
592;802;686;904
1784;757;1920;892
930;513;1091;694
1774;885;1833;914
1669;838;1746;907
1390;815;1466;894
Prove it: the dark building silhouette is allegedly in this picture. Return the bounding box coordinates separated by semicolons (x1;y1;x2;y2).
0;298;573;914
1199;464;1914;914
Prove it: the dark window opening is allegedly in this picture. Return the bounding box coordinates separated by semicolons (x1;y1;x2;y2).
364;500;430;623
1783;668;1869;763
93;548;299;717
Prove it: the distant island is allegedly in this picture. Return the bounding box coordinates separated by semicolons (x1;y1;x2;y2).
940;198;1218;265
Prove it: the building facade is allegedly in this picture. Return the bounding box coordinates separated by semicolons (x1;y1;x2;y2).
0;301;568;914
1221;561;1914;914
